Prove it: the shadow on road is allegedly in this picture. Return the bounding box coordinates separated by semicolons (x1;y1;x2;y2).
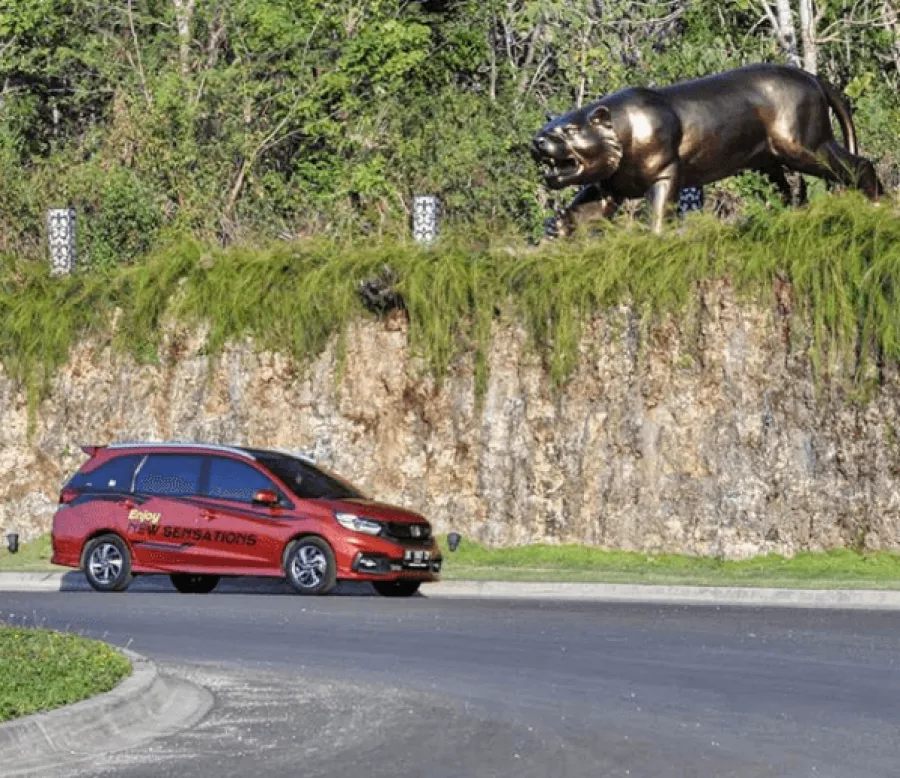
60;570;384;596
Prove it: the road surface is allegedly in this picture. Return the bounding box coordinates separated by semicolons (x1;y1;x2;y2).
3;588;899;777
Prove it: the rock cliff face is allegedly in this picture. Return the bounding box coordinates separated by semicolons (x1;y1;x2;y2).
2;284;900;558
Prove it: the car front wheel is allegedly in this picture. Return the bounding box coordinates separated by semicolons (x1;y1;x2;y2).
285;537;337;595
372;580;421;598
83;534;133;592
170;574;220;594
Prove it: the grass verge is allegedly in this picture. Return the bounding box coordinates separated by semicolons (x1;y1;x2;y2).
438;537;900;589
0;534;65;572
6;533;900;589
0;627;131;722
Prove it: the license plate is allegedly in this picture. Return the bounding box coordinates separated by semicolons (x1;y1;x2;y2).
404;550;431;566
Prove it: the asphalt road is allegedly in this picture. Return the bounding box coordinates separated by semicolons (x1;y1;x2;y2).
3;589;900;777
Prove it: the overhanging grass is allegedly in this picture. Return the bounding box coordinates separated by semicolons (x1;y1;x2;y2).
0;627;131;722
439;537;900;588
1;194;899;410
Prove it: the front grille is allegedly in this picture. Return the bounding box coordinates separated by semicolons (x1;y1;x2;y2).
383;522;431;546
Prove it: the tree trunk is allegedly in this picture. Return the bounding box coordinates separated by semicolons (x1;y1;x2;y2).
885;1;900;77
517;22;542;95
576;17;593;108
173;0;197;75
798;0;817;73
488;13;497;102
761;0;800;67
774;0;800;67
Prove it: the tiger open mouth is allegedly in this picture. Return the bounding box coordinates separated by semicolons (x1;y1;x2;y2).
537;154;584;188
541;156;581;178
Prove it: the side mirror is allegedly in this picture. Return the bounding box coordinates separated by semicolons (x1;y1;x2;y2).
6;533;19;554
447;532;462;552
252;489;280;507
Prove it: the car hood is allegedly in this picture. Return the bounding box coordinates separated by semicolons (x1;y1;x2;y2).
320;498;427;525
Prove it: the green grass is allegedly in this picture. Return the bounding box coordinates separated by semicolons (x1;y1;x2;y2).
10;532;900;588
2;194;899;417
438;537;900;589
0;627;131;722
0;534;65;572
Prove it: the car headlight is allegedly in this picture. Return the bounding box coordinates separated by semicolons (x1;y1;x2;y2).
335;512;382;535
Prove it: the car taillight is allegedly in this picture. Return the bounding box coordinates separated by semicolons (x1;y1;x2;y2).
59;488;79;506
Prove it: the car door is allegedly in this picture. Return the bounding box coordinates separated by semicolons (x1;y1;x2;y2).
129;453;207;571
193;455;292;572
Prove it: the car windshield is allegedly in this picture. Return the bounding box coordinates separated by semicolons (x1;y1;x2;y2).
254;454;364;500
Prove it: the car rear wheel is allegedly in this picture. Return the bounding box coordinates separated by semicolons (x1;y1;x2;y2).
83;534;133;592
372;580;421;598
170;574;220;594
285;537;336;595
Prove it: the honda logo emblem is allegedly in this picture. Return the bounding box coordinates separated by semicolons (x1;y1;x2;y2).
410;525;422;538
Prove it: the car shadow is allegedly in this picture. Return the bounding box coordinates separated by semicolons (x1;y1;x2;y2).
59;570;425;597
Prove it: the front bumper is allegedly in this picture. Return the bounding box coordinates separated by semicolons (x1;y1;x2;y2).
351;551;442;576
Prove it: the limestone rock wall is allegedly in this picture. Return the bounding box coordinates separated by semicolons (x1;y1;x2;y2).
3;285;900;558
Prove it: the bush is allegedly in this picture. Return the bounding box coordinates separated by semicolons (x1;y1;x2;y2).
67;166;163;269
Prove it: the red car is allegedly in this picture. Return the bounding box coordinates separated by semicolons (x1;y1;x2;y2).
51;442;441;596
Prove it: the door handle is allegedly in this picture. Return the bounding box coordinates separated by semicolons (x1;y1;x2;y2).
123;500;135;510
201;509;216;521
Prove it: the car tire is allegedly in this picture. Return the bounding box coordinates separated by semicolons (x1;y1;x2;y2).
83;534;133;593
372;580;421;598
285;537;337;595
170;574;220;594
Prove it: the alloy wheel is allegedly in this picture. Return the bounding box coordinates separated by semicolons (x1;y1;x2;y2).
291;544;327;589
88;542;123;585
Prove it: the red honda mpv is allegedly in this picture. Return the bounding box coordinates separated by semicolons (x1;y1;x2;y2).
51;442;441;596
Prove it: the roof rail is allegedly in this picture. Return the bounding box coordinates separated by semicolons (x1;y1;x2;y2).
106;442;256;460
243;447;316;463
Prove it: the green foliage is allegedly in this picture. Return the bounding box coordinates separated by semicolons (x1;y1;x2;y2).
0;627;131;722
0;0;896;256
68;167;163;269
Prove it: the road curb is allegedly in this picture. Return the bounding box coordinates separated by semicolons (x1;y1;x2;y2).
0;647;213;778
4;571;900;609
421;580;900;609
0;572;71;592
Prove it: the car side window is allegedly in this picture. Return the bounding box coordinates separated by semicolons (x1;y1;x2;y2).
205;457;279;504
134;455;204;496
68;455;142;493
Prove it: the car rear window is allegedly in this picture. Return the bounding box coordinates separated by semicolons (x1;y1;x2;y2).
205;457;278;503
68;455;142;493
134;454;204;496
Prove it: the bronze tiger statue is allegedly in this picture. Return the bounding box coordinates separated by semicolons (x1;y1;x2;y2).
531;64;883;236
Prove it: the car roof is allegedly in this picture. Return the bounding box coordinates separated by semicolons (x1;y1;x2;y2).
101;442;258;460
90;442;318;464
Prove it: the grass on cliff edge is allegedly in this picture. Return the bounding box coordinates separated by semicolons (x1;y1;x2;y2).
5;533;900;589
0;626;131;722
2;194;900;412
